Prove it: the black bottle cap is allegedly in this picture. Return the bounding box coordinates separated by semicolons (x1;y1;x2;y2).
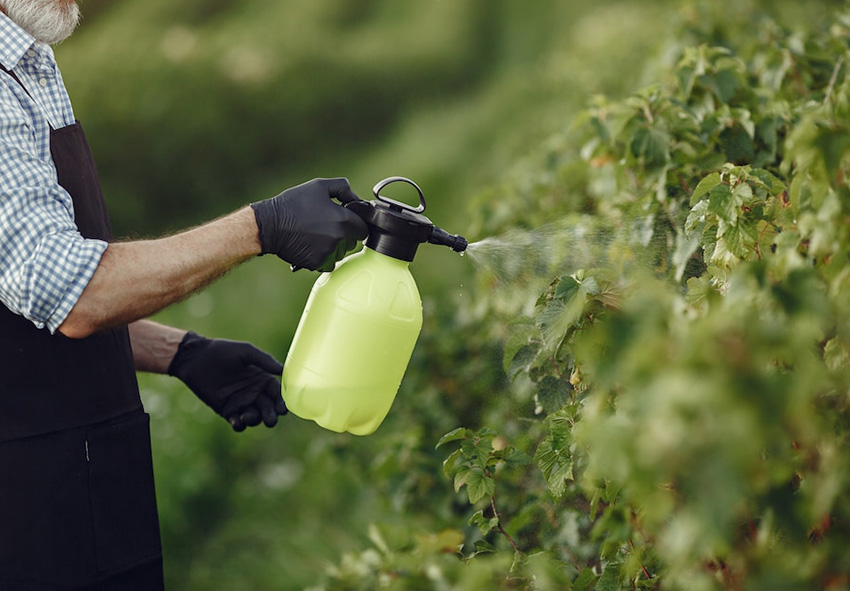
345;177;467;262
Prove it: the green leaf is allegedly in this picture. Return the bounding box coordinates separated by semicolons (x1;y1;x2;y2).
502;447;533;466
537;286;588;352
685;199;709;235
824;337;850;371
553;411;573;439
690;171;722;205
535;435;574;501
723;219;759;258
573;567;599;591
502;318;541;371
554;275;581;301
453;468;472;493
468;509;500;535
710;234;738;266
677;63;697;98
755;220;777;257
537;376;573;414
707;183;740;224
465;468;496;504
506;343;539;380
709;67;742;102
732;181;755;206
686;275;713;306
596;562;622;591
436;427;470;449
473;539;497;554
581;275;601;296
754;117;780;166
367;524;391;555
814;128;850;175
630;126;670;168
461;434;493;469
750;168;786;194
550;462;574;500
442;447;464;479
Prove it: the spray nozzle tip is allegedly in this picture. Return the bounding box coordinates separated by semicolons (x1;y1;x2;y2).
428;226;467;252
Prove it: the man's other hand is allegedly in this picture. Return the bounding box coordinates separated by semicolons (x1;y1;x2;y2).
167;331;287;431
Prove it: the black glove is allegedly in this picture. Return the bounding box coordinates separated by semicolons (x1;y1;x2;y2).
167;331;287;432
250;178;369;272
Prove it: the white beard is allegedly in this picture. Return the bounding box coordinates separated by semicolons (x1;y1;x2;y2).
1;0;81;45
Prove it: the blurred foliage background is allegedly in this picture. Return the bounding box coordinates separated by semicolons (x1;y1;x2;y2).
56;0;850;589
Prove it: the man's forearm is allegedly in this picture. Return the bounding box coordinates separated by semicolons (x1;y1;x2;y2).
58;207;261;338
128;319;187;374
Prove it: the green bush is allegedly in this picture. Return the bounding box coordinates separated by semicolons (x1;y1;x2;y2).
312;3;850;590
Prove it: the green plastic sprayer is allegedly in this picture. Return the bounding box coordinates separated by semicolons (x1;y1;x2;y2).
282;177;468;435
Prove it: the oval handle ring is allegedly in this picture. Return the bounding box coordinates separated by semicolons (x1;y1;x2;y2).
372;176;426;214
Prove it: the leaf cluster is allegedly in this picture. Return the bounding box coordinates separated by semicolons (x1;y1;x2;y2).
430;3;850;591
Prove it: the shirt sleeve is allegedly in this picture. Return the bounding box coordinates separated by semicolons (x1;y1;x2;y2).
0;77;107;333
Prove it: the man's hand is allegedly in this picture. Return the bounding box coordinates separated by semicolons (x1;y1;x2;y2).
167;331;287;431
250;178;369;272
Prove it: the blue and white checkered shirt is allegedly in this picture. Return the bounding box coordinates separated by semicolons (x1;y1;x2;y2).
0;12;106;333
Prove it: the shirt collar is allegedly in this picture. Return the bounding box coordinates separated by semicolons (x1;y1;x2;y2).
0;11;38;71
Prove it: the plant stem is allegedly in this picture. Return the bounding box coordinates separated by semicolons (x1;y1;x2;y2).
825;56;845;107
491;496;521;553
629;540;652;580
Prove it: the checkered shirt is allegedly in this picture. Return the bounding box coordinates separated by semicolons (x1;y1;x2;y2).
0;12;106;333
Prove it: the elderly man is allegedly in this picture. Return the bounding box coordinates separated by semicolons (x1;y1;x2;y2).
0;1;368;589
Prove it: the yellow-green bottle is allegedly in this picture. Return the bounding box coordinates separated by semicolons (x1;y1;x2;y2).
282;177;467;435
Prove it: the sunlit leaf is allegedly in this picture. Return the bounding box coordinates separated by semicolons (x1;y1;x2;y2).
691;172;723;205
436;428;470;449
707;183;740;223
465;469;496;504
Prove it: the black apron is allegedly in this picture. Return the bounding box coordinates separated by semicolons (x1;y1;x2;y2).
0;66;163;589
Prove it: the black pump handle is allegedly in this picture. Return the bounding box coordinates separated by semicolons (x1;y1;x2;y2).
372;177;426;214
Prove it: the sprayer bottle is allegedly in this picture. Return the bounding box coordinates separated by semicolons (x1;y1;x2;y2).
281;177;467;435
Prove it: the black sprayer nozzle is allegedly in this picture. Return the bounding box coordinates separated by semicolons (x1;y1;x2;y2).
345;177;468;262
428;226;468;253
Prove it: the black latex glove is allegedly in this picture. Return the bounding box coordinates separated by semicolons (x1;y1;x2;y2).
250;178;369;272
167;331;287;432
